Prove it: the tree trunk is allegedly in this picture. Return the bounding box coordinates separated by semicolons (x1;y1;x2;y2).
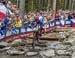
31;0;34;11
38;0;41;10
72;0;74;10
20;0;25;19
64;0;67;10
47;0;50;12
53;0;56;11
16;0;19;8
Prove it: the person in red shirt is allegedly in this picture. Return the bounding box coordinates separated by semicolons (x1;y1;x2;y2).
55;11;59;19
53;11;63;28
35;15;39;22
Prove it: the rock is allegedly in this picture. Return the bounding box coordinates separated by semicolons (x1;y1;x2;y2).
33;46;41;51
64;39;75;46
10;39;23;47
40;51;47;58
63;29;75;46
0;42;9;48
6;49;25;55
26;39;33;44
69;46;75;51
15;46;29;52
55;44;69;49
52;55;71;58
13;39;22;42
26;51;38;56
0;47;11;52
59;32;66;38
47;42;70;49
35;43;47;47
38;41;47;44
41;49;55;57
72;52;75;58
64;39;74;43
56;50;72;56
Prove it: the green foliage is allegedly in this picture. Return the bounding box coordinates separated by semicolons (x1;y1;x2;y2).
11;0;16;4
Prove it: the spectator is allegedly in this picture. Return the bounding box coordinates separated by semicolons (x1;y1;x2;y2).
23;15;29;32
15;15;22;33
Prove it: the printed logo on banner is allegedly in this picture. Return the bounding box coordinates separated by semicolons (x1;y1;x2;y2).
56;21;60;25
60;20;65;25
50;23;54;27
65;21;71;24
71;19;75;23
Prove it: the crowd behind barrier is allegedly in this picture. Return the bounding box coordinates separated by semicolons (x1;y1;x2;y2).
0;18;75;40
0;0;75;41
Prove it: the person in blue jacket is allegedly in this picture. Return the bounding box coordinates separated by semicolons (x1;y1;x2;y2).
69;14;75;27
65;14;73;27
1;18;9;37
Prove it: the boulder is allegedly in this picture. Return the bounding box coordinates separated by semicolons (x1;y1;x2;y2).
52;55;71;58
0;42;9;48
47;42;70;49
69;46;75;51
42;49;55;57
10;39;23;47
72;52;75;58
56;50;72;56
6;49;25;55
26;51;38;56
0;47;11;52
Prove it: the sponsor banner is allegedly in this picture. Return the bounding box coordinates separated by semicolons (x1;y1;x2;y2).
71;19;75;27
60;20;65;27
1;19;75;42
1;27;54;42
71;19;75;23
65;20;72;27
53;21;61;29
